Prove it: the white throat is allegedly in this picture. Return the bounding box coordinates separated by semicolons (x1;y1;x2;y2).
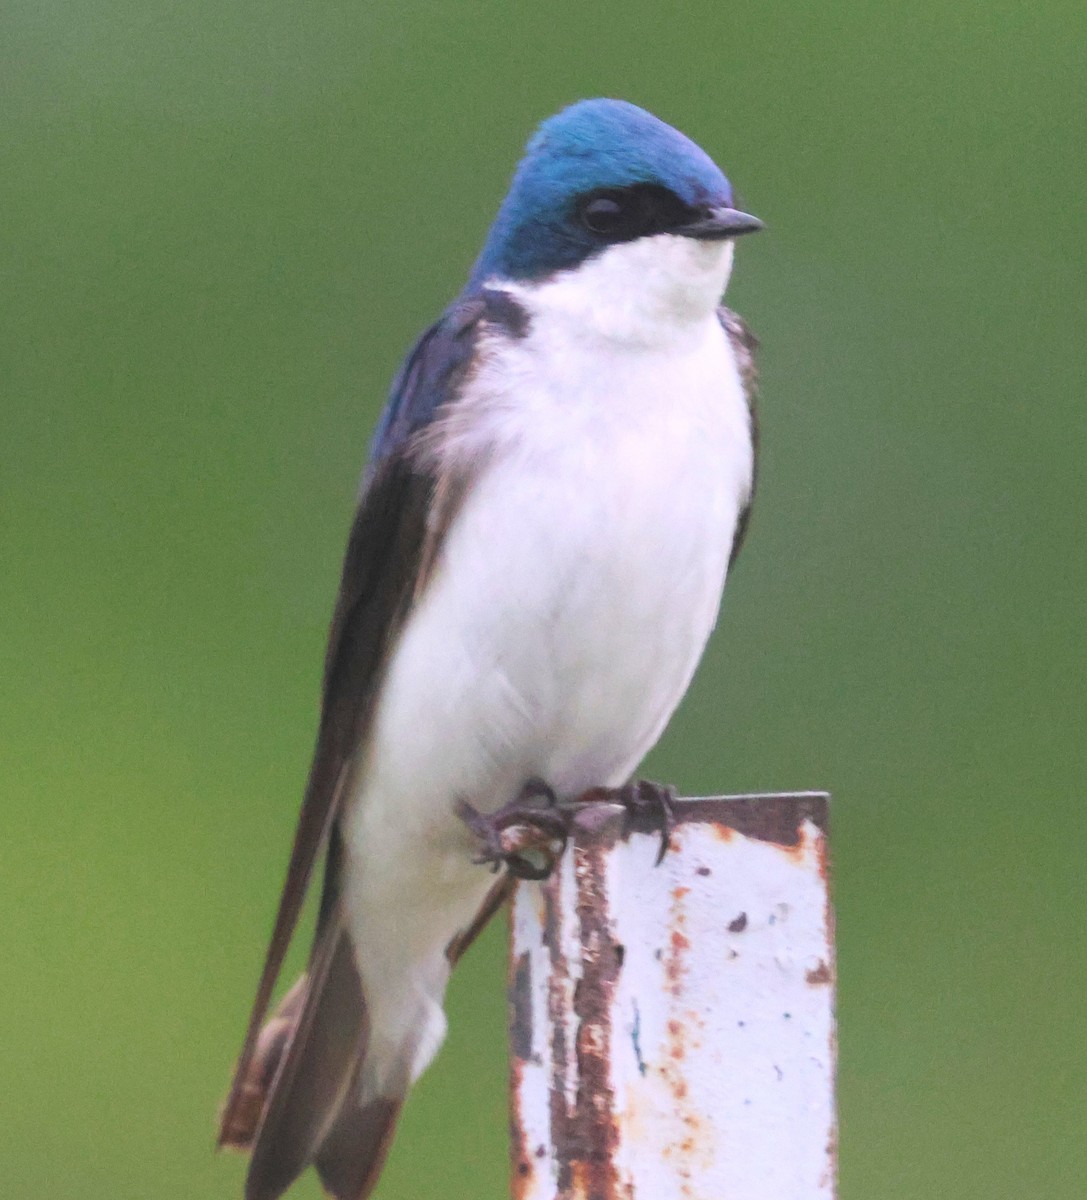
492;235;735;349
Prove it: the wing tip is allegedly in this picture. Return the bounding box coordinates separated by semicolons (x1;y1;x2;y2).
315;1094;404;1200
217;976;309;1151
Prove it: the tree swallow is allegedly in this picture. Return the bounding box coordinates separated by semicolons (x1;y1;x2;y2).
219;98;763;1200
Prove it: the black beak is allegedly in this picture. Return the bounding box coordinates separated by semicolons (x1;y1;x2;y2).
676;206;764;240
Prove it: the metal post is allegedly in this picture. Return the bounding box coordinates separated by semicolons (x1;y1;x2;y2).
508;793;835;1200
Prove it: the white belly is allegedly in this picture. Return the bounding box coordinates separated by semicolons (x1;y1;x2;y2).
341;307;753;1086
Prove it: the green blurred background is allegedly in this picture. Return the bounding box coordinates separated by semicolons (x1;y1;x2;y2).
3;1;1084;1196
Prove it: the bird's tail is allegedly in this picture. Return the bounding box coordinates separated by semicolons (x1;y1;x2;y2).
218;916;408;1200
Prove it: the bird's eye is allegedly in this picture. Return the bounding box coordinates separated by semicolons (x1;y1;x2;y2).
577;185;691;242
579;190;650;239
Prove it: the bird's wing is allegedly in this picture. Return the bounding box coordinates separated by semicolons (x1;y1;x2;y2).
718;306;760;569
219;291;504;1145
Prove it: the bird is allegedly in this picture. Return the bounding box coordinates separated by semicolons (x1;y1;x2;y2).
218;97;763;1200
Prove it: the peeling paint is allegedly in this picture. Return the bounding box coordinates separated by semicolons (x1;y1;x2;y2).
509;791;835;1199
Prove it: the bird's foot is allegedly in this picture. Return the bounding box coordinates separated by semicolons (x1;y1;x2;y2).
457;778;568;881
611;779;678;865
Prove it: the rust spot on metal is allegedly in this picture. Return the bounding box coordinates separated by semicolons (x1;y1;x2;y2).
541;873;574;1196
728;911;748;933
816;825;837;992
805;959;833;986
821;1120;840;1190
666;928;692;1004
664;881;690;1003
781;840;808;865
656;878;715;1196
816;826;831;882
509;1050;533;1198
678;793;829;847
823;1017;840;1190
779;819;825;865
665;931;689;996
568;841;624;1200
557;788;828;854
534;837;628;1198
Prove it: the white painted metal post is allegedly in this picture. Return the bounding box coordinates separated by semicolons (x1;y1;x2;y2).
508;793;835;1200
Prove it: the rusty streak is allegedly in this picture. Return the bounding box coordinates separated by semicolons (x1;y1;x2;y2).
570;842;623;1200
510;1070;533;1199
556;790;829;853
676;794;828;846
542;878;573;1196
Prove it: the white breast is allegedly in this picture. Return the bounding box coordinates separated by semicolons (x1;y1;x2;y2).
341;239;755;1089
359;241;754;826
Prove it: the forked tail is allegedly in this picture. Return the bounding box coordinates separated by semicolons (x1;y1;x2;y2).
219;918;405;1200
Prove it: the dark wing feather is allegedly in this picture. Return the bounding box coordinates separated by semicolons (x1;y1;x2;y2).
243;913;364;1200
219;294;491;1145
313;1090;402;1200
718;306;760;570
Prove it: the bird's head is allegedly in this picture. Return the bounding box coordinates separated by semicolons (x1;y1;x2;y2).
469;99;761;321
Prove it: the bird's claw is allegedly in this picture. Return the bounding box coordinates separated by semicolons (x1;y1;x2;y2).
614;779;677;865
458;777;677;877
457;779;568;881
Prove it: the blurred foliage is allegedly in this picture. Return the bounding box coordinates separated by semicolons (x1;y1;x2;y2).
2;1;1084;1197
